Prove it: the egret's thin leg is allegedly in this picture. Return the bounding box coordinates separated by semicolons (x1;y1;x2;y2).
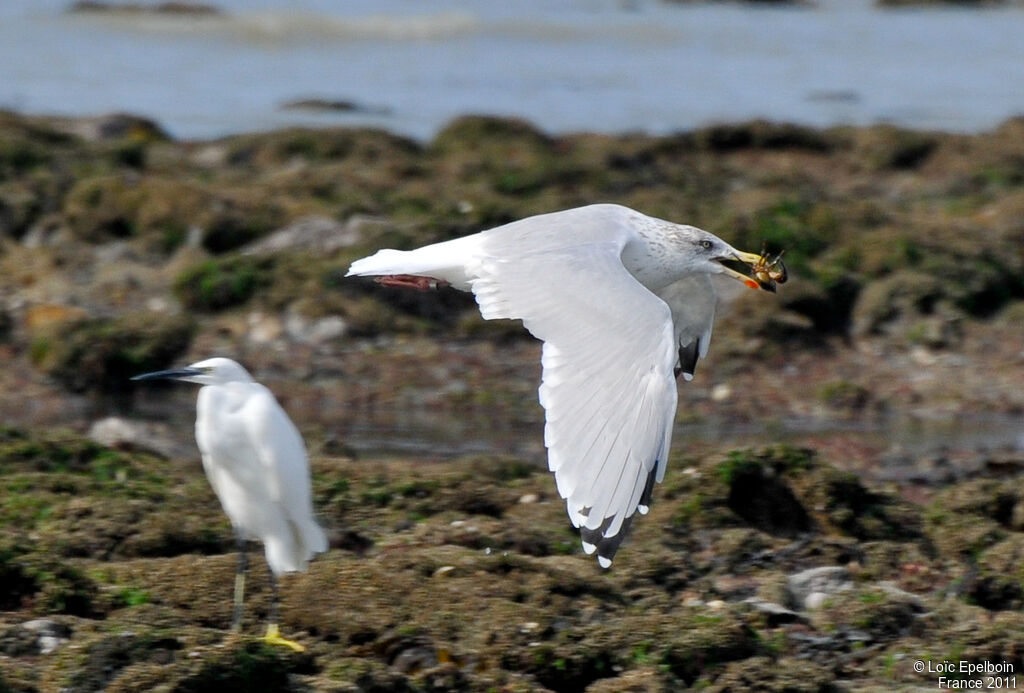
262;567;306;652
231;535;247;633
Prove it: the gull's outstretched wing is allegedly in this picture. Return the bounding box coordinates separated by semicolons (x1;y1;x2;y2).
656;274;717;381
469;220;678;568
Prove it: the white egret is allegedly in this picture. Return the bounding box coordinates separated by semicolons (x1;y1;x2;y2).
132;357;327;651
347;204;781;568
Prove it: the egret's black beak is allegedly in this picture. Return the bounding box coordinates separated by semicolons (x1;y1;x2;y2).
131;368;203;382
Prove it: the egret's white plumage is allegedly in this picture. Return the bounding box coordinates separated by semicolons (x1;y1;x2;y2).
132;357;326;648
347;204;772;568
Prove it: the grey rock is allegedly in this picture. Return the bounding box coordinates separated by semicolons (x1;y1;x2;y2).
43;112;168;142
242;214;391;256
876;581;927;609
68;1;222;17
742;597;807;625
23;619;71;655
280;98;392;116
391;646;437;673
284;309;348;345
21;214;72;249
88;416;185;459
787;566;853;610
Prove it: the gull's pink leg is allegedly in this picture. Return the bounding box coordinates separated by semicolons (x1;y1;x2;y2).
376;274;450;291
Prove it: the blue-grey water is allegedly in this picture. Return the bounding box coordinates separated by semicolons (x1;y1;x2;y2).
2;0;1023;140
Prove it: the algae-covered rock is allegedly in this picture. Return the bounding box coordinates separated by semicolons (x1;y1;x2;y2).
803;466;923;541
718;451;812;536
173;256;274;312
691;120;837;153
658;609;760;686
967;534;1024;610
171;640;315;693
0;538;98;616
431;116;560;198
31;312;194;394
706;655;838;693
63;175;203;245
850;270;945;338
852;125;937;170
814;583;925;643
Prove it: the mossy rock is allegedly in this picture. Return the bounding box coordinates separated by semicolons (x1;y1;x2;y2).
814;585;924;643
62;175;144;240
928;478;1023;530
0;112;70;181
719;290;823;350
0;427;127;475
198;195;286;254
658;609;760;686
222;126;420;169
510;640;619;692
726;198;838;276
706;655;839;693
430;116;560;197
0;180;43;238
171;640;315;693
800;467;923;542
717;451;813;537
31;312;194;394
853;125;938;170
669;446;816;534
817;379;871;411
431;116;552;156
63;176;206;244
174;256;275;312
60;631;184;693
692;120;837;153
672;447;922;546
850;270;945;337
966;534;1024;610
0;538;98;616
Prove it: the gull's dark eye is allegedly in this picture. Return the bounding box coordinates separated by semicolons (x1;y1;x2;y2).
700;240;713;250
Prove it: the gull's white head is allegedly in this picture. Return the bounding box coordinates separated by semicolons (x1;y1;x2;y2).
669;225;779;293
132;357;254;386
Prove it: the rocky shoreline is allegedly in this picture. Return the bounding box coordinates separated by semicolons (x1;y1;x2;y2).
1;110;1023;690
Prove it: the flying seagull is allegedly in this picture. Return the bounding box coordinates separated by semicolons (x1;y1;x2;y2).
133;357;327;650
347;204;782;567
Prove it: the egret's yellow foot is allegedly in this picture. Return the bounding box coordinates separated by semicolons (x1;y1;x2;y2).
263;623;305;652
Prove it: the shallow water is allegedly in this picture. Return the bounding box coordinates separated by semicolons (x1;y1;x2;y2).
2;0;1024;139
341;411;1024;462
127;377;1023;468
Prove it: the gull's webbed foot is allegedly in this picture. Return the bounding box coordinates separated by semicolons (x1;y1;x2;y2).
377;274;449;291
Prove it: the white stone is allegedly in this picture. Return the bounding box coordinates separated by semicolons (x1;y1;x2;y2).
710;383;732;402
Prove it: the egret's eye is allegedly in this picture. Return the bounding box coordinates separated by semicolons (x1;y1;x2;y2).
700;240;713;250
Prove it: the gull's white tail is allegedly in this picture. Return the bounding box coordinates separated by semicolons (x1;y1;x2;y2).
346;235;482;290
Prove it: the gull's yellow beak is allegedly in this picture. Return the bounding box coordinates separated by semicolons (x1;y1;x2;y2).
718;250;777;292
